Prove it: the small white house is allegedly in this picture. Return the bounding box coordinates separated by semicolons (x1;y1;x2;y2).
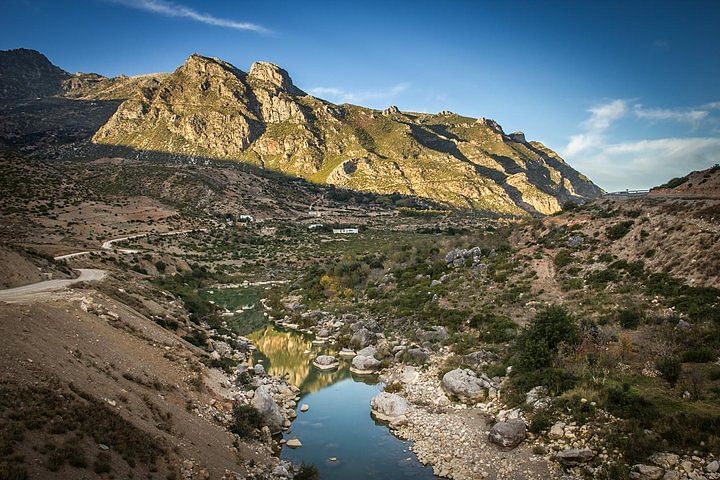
332;228;359;234
239;215;254;222
309;224;324;230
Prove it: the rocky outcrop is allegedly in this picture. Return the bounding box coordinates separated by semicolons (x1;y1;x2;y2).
86;53;602;215
370;392;409;421
488;420;526;448
251;384;284;433
441;368;495;402
312;354;339;370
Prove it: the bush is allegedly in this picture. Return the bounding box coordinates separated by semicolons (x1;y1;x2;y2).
515;306;578;370
469;312;517;343
295;463;320;480
554;249;573;269
529;410;552;434
606;221;634;240
656;357;682;386
230;404;263;438
616;308;643;329
681;347;716;363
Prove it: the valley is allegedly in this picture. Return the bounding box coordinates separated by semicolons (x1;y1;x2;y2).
1;44;719;480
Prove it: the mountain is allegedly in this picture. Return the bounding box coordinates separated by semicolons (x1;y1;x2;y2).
1;49;603;214
0;48;69;100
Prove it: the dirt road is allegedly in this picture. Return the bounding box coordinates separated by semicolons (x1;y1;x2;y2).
0;268;106;303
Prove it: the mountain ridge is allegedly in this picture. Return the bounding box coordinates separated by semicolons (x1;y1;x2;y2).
0;48;603;214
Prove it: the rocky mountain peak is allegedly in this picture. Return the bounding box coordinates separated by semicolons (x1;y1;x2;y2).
248;61;302;94
180;53;245;79
0;48;69;100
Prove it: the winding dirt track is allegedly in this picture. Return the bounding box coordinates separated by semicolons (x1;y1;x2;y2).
0;268;106;303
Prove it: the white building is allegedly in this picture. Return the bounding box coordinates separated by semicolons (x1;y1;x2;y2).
332;228;359;234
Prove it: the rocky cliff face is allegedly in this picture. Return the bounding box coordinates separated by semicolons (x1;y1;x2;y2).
92;54;602;214
1;49;603;214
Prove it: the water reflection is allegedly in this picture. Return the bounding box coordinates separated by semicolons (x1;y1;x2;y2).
248;325;350;393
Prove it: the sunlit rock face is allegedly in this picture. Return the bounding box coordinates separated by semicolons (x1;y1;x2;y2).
91;54;602;215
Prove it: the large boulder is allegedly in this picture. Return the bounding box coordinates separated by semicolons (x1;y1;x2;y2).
370;392;409;421
312;354;339;371
441;368;494;402
630;465;664;480
356;346;377;358
421;326;449;343
350;328;377;349
556;448;594;466
402;347;429;365
350;355;381;374
251;385;284;434
488;420;526;448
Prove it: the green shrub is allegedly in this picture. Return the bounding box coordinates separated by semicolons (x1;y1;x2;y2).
515;306;578;370
529;411;552;434
656;357;682;386
554;249;573;269
295;463;320;480
230;404;263;438
681;347;716;363
469;312;517;343
616;308;643;329
606;221;634;240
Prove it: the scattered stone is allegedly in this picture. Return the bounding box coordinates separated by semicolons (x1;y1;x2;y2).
548;421;566;440
630;464;664;480
707;460;719;473
370;392;409;421
339;348;356;359
556;448;594;466
350;354;380;375
441;368;494;402
350;328;377;349
650;453;679;469
251;385;284;434
300;404;309;412
253;363;266;376
286;438;302;448
488;420;526;449
312;354;339;371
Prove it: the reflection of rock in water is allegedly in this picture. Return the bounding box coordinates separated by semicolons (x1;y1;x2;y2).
248;325;351;393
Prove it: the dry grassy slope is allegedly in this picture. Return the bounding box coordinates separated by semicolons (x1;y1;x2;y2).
90;54;602;215
650;165;720;199
0;152;405;257
0;285;271;479
514;194;720;289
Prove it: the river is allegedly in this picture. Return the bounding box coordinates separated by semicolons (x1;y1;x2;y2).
205;287;437;480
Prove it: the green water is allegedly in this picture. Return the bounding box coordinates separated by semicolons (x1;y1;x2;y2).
211;287;437;479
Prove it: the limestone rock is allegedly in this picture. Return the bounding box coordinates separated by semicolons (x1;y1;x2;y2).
350;355;380;374
630;464;664;480
370;392;409;421
556;448;594;466
441;368;494;402
488;420;526;449
312;354;339;370
251;385;284;434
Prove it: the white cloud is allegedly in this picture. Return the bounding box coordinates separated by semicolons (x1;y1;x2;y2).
572;137;720;191
107;0;270;33
633;105;709;123
308;83;409;104
563;99;720;190
564;99;627;155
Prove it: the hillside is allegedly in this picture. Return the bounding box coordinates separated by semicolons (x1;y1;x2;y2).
0;49;602;215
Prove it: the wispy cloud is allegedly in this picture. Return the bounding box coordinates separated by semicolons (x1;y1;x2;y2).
563;98;720;190
572;137;720;191
565;99;627;156
309;83;410;104
633;104;708;123
107;0;270;33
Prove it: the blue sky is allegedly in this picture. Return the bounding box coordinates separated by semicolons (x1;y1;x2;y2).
2;0;719;190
